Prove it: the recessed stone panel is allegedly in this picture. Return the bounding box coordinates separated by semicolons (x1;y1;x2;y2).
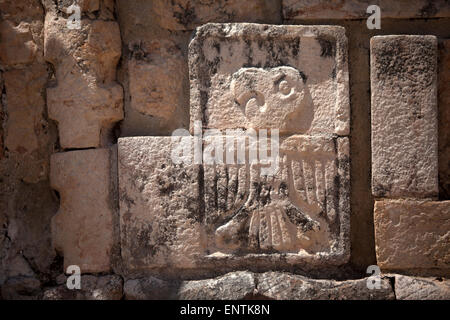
189;23;350;136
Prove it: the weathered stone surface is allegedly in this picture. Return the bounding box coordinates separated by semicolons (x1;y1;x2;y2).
439;40;450;199
42;275;123;300
374;200;450;272
394;275;450;300
124;276;177;300
42;0;115;20
118;134;350;275
189;24;350;136
124;271;397;300
50;149;114;273
178;271;255;300
283;0;450;20
127;40;188;121
152;0;281;30
44;12;123;149
118;137;203;273
371;35;438;198
1;276;41;300
124;271;255;300
1;64;53;184
3;65;46;155
0;20;37;66
256;272;395;300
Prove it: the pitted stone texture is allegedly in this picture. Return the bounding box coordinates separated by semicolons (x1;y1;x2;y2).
50;149;114;273
439;40;450;199
1;276;41;300
371;35;438;199
127;40;188;122
118;135;350;274
374;200;450;272
124;276;178;300
394;275;450;300
124;271;255;300
152;0;281;30
42;275;123;300
118;137;203;273
2;64;54;184
44;12;123;149
178;271;255;300
3;65;47;156
44;0;115;20
283;0;450;20
0;20;38;66
256;272;394;300
189;24;350;136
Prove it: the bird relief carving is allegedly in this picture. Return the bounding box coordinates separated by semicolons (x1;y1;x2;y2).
204;67;339;255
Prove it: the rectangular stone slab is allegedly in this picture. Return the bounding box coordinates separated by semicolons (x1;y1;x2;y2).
189;23;350;136
118;135;350;275
374;200;450;273
370;35;438;198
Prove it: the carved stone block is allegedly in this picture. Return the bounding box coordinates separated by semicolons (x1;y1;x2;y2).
118;135;350;274
189;24;350;136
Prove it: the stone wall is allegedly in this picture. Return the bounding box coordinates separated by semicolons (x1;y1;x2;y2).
0;0;449;300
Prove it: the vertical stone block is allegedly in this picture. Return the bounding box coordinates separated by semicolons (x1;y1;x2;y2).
126;40;188;126
152;0;281;30
371;35;438;198
44;12;123;149
50;149;114;273
374;200;450;272
438;40;450;199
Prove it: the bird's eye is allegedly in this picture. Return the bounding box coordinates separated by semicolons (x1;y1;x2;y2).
279;80;291;95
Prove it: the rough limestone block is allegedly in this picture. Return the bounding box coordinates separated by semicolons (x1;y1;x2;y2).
0;20;37;66
177;271;256;300
127;40;188;121
124;271;255;300
151;0;281;30
189;23;350;136
44;13;123;149
394;275;450;300
283;0;450;20
118;135;350;274
374;200;450;272
256;272;395;300
50;149;114;273
3;65;47;155
42;275;123;300
123;271;396;300
371;35;438;198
